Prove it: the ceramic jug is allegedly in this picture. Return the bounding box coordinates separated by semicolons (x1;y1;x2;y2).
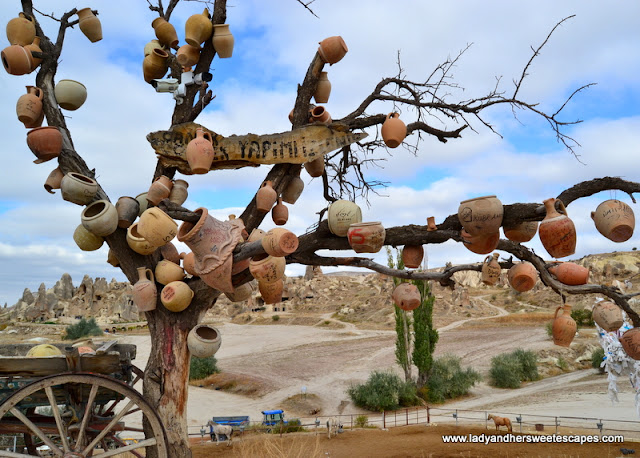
552;304;577;347
186;128;214;174
132;267;157;312
539;198;576;258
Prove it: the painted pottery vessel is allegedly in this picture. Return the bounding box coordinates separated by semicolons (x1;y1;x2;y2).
44;167;64;194
147;175;173;206
272;198;289;226
151;17;179;49
381;112;406;148
258;279;283;304
138;207;178;247
54;79;87;111
591;199;635;243
185;8;212;47
539;198;576;258
6;12;35;46
188;324;221;358
115;196;140;228
481;253;501;286
592;301;623;333
2;44;33;75
256;180;277;213
392;283;421;311
304;157;325;177
261;228;299;257
317;36;348;65
249;254;286;283
81;200;118;237
26;126;62;163
402;245;424;269
16;85;43;127
132;267;157;312
347;222;385;253
186;128;214;174
548;262;589;286
458;195;503;237
161;281;194;312
212;24;234;58
313;71;331;103
126;223;157;255
77;7;102;42
621;328;640;360
507;261;537;292
73;224;104;251
460;229;499;255
328;200;362;237
155;259;185;285
503;220;538;243
61;172;98;205
552;304;577;347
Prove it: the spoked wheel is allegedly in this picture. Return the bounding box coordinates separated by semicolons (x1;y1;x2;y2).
0;372;167;457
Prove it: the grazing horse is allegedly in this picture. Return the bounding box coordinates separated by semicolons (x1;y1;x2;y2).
487;414;512;433
326;417;340;438
208;421;233;446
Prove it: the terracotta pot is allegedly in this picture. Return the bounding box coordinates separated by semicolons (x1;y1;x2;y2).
481;253;501;286
262;228;299;257
54;79;87;111
23;108;43;128
73;224;104;251
310;106;331;125
272;198;288;226
317;36;348;65
212;24;234;58
6;12;36;46
186;128;214;174
591;199;635;243
507;261;537;292
60;172;98;205
143;48;169;83
458;195;503;237
539;198;576;259
503;220;538;243
249;254;286;283
115;196;140;229
24;37;42;71
44;167;64;194
152;17;179;49
135;192;149;216
161;281;194;312
185;8;212;47
176;43;201;67
548;262;589;286
147;175;173;206
188;324;221;358
347;222;386;254
144;39;164;57
181;251;197;276
169;179;189;205
155;260;185;285
81;200;118;237
552;304;577;347
281;172;304;204
427;216;437;231
225;282;254;302
621;328;640;360
328;200;362;237
402;245;424;269
138;207;177;247
256;180;278;213
248;228;266;243
16;86;43;127
2;44;33;75
160;242;181;264
132;267;157;312
259;279;283;304
460;229;499;255
77;8;102;42
106;248;119;267
392;283;421;311
313;71;331;104
592;301;623;333
126;223;157;255
26;126;62;164
381;112;406;148
304;157;325;178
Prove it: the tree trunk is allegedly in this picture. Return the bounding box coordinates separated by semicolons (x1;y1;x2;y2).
402;311;412;382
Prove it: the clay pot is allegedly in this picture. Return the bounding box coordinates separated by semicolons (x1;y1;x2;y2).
181;251;197;276
115;196;140;229
77;8;102;42
16;86;43;127
248;228;266;243
73;224;104;251
328;200;362;237
44;167;64;194
188;324;221;358
176;43;201;68
381;113;407;149
24;109;43;129
152;17;179;50
161;281;194;312
155;259;185;285
169;179;189;205
592;301;623;333
186;128;214;174
402;245;424;269
621;328;640;360
132;267;157;312
313;71;331;104
281;173;304;205
427;216;437;232
503;220;538;243
304;157;325;178
225;282;254;302
143;48;169;83
481;253;501;286
24;37;42;71
507;261;537;292
310;106;331;125
458;195;503;237
259;279;283;304
249;254;286;283
262;228;299;257
552;304;577;347
26;126;62;164
107;248;119;267
347;222;386;254
6;12;35;46
272;198;288;226
185;8;212;47
548;262;589;286
136;192;149;216
591;199;635;243
54;79;87;111
256;180;278;213
144;40;164;57
138;207;178;247
2;44;33;75
392;283;421;311
126;223;157;255
81;200;118;237
60;172;98;205
147;175;173;206
317;36;348;65
460;229;499;255
212;24;234;58
160;242;181;264
539;198;576;259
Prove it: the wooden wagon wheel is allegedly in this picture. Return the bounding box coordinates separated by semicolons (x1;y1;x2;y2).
0;372;168;458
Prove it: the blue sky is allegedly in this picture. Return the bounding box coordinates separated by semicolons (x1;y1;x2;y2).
0;0;639;305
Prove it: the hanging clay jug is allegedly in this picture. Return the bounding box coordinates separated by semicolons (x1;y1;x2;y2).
317;36;348;65
310;106;331;125
16;86;43;127
591;199;635;243
272;198;288;226
259;279;283;304
313;71;331;104
160;241;181;264
281;171;304;204
143;48;169;83
144;39;164;57
24;37;42;71
256;180;278;213
402;245;424;269
392;283;421;311
151;17;179;49
136;192;149;216
54;79;87;111
539;198;576;259
552;304;577;347
161;281;194;312
6;12;36;46
503;220;538;243
44;167;64;194
73;224;104;251
304;157;325;178
77;8;102;42
225;282;254;302
348;222;386;254
181;251;197;276
24;109;43;129
212;24;234;58
176;43;201;68
185;8;212;47
248;228;266;243
127;223;157;255
427;216;437;231
169;179;189;205
188;324;221;358
81;200;118;237
132;267;157;312
60;172;98;205
2;44;33;75
548;262;590;286
155;259;185;285
115;196;140;228
481;253;501;286
507;261;537;292
328;200;362;237
138;207;177;247
262;228;299;257
107;248;119;267
460;229;499;255
26;126;62;164
147;175;173;206
186;128;214;174
621;328;640;360
458;195;503;237
592;301;623;333
381;113;406;148
249;254;286;283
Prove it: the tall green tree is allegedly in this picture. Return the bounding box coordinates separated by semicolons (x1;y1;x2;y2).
412;280;439;387
387;248;412;381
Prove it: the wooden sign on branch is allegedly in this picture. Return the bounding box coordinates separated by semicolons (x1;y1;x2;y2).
147;122;368;174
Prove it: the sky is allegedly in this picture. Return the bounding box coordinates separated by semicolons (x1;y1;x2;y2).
0;0;639;305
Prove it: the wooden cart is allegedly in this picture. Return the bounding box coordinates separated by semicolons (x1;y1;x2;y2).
0;342;167;457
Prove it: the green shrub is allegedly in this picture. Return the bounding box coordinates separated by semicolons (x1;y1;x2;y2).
63;318;103;340
513;349;539;382
189;355;219;380
272;315;280;321
347;371;418;411
354;415;369;428
591;347;605;373
489;349;539;388
557;356;568;371
571;308;594;327
545;321;553;337
270;418;304;433
424;355;482;403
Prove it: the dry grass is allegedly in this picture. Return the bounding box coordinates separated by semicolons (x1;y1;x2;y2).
190;371;271;397
231;434;323;458
488;312;555;324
